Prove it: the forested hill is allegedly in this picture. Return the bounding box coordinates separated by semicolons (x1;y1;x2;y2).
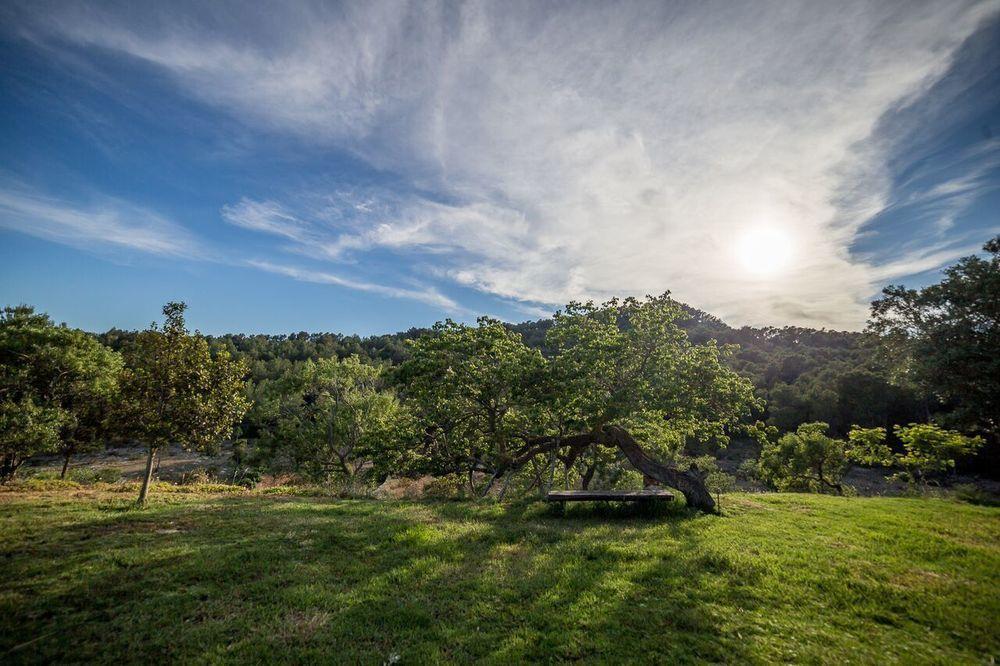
98;302;925;437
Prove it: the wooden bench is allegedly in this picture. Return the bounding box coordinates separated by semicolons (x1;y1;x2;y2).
545;489;675;503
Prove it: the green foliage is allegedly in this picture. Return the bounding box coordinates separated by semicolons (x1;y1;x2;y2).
0;397;65;482
846;426;892;466
0;305;121;481
756;422;848;494
891;423;983;487
953;483;1000;507
65;466;124;484
399;295;760;502
118;302;251;503
845;423;983;490
253;355;410;483
401;318;544;485
705;470;737;510
869;236;1000;440
547;295;760;448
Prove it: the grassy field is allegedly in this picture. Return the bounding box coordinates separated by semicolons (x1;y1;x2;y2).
1;488;997;664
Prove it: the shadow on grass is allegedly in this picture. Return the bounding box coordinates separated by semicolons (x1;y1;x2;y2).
2;494;757;664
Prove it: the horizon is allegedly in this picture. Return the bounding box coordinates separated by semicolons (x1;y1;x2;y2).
2;1;999;336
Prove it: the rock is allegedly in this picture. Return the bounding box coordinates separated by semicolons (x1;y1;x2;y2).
373;475;438;499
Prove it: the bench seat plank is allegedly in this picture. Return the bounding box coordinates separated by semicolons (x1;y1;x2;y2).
545;489;675;502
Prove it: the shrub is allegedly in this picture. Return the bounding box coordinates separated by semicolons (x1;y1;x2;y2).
423;474;466;500
7;478;82;491
176;468;213;485
892;424;983;489
846;427;892;466
755;422;848;494
232;467;262;489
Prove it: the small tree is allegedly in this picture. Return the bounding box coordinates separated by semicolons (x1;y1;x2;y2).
0;305;121;482
258;356;408;485
705;470;737;511
401;318;544;495
756;422;848;494
0;397;65;482
892;423;982;489
119;302;250;505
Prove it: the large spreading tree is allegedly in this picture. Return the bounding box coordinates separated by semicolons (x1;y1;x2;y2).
119;302;250;504
404;294;760;511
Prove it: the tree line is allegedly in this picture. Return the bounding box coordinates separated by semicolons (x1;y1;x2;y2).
2;236;996;509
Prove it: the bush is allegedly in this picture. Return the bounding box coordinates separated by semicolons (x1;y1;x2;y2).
23;469;61;480
176;468;216;485
6;478;82;491
232;467;262;489
154;482;245;494
892;424;983;488
755;422;848;494
423;474;466;500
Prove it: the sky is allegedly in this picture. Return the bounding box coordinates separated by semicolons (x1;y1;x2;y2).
1;0;998;335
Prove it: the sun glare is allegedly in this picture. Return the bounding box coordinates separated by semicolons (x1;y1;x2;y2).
737;227;794;277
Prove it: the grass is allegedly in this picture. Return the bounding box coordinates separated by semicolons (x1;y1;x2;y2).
1;489;997;664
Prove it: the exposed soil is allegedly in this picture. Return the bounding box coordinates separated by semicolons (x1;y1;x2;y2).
22;439;1000;498
25;443;235;482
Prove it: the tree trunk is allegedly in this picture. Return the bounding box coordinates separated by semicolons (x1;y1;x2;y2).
498;472;513;501
137;446;157;506
505;425;718;512
60;453;71;480
601;426;716;512
543;452;558;498
580;459;597;490
0;454;21;484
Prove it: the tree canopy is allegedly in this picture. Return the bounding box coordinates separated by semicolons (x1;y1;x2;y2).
869;236;1000;440
250;355;409;484
402;294;761;510
0;305;121;482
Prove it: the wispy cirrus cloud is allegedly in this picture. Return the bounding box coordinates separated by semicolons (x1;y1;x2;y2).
0;185;203;258
246;260;462;312
221;198;312;242
0;184;469;312
8;0;1000;328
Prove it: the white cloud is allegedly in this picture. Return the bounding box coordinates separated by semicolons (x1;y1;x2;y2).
867;241;991;283
246;260;463;312
17;0;1000;328
0;185;468;312
221;198;311;242
0;185;202;258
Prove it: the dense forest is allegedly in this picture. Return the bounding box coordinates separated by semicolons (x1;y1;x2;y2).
95;305;929;441
95;306;918;434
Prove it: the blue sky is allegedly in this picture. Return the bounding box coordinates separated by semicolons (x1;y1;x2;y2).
1;1;998;334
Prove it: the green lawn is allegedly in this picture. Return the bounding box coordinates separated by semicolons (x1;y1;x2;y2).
1;489;998;664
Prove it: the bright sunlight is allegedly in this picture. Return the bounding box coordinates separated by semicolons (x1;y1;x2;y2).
737;227;794;276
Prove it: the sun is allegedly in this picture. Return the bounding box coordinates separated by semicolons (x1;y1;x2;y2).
736;227;794;277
